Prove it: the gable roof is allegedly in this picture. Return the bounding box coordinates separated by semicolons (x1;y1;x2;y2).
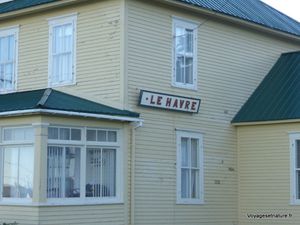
0;0;299;37
0;88;140;121
232;51;300;124
177;0;300;36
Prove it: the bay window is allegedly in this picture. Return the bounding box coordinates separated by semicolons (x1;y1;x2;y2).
47;126;121;203
176;130;203;204
0;127;34;201
172;18;198;90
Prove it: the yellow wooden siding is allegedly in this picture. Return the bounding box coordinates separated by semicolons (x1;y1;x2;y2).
0;0;122;105
0;206;39;225
237;123;300;225
126;0;300;224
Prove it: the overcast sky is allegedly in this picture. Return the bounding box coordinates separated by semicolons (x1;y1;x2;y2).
261;0;300;22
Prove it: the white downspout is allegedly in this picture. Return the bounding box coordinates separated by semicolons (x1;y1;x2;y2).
130;121;143;225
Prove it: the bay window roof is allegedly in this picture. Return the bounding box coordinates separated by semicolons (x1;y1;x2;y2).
0;88;140;121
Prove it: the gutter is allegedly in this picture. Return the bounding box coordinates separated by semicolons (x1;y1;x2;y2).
129;121;143;225
157;0;300;43
0;109;143;123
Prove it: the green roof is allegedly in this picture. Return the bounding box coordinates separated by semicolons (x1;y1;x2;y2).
0;0;300;37
0;88;139;118
232;51;300;124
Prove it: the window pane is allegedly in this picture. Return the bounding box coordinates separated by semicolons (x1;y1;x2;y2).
191;138;198;167
102;149;116;197
97;130;106;142
3;147;18;198
48;127;59;140
86;148;102;197
86;130;96;141
3;147;33;198
186;29;193;54
47;146;64;198
185;57;193;84
297;140;300;168
175;27;185;54
3;127;34;142
176;56;184;83
108;131;117;142
18;147;34;198
65;147;80;198
59;128;70;140
191;169;200;199
71;129;81;141
181;168;190;198
181;137;189;167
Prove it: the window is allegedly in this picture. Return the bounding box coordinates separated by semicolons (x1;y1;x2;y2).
0;27;18;93
47;126;121;203
48;15;76;87
172;18;198;90
176;131;203;204
290;133;300;204
0;127;34;202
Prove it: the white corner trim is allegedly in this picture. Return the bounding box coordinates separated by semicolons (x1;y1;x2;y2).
0;109;142;122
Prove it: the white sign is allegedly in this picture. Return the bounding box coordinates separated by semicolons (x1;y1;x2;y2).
139;90;201;113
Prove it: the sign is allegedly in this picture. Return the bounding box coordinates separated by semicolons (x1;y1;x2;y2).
138;90;201;113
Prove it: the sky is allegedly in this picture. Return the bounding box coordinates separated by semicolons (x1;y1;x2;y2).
261;0;300;22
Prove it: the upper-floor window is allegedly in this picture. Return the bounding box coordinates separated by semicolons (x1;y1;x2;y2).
172;18;198;90
48;14;77;87
176;130;204;204
0;27;18;93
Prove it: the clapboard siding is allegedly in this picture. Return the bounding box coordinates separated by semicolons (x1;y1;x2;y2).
126;0;300;224
237;123;300;225
0;0;122;104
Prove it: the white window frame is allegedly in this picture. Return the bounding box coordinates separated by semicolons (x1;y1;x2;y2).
0;126;34;204
48;14;77;87
172;17;198;90
0;26;19;93
290;133;300;205
46;126;123;205
176;130;204;204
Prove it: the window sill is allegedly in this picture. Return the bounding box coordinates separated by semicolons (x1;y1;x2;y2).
48;81;77;88
0;198;123;207
171;83;197;91
176;199;204;205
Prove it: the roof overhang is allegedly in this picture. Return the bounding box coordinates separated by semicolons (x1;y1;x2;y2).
0;0;83;20
0;108;143;123
156;0;300;43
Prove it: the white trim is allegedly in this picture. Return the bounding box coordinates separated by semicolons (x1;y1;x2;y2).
290;133;300;205
0;25;19;94
0;109;142;122
48;14;77;88
176;130;204;204
172;17;198;91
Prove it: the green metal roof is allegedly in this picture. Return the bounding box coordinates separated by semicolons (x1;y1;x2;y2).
0;0;300;37
0;88;139;118
232;51;300;124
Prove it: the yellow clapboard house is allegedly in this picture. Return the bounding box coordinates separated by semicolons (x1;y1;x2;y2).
0;0;299;225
